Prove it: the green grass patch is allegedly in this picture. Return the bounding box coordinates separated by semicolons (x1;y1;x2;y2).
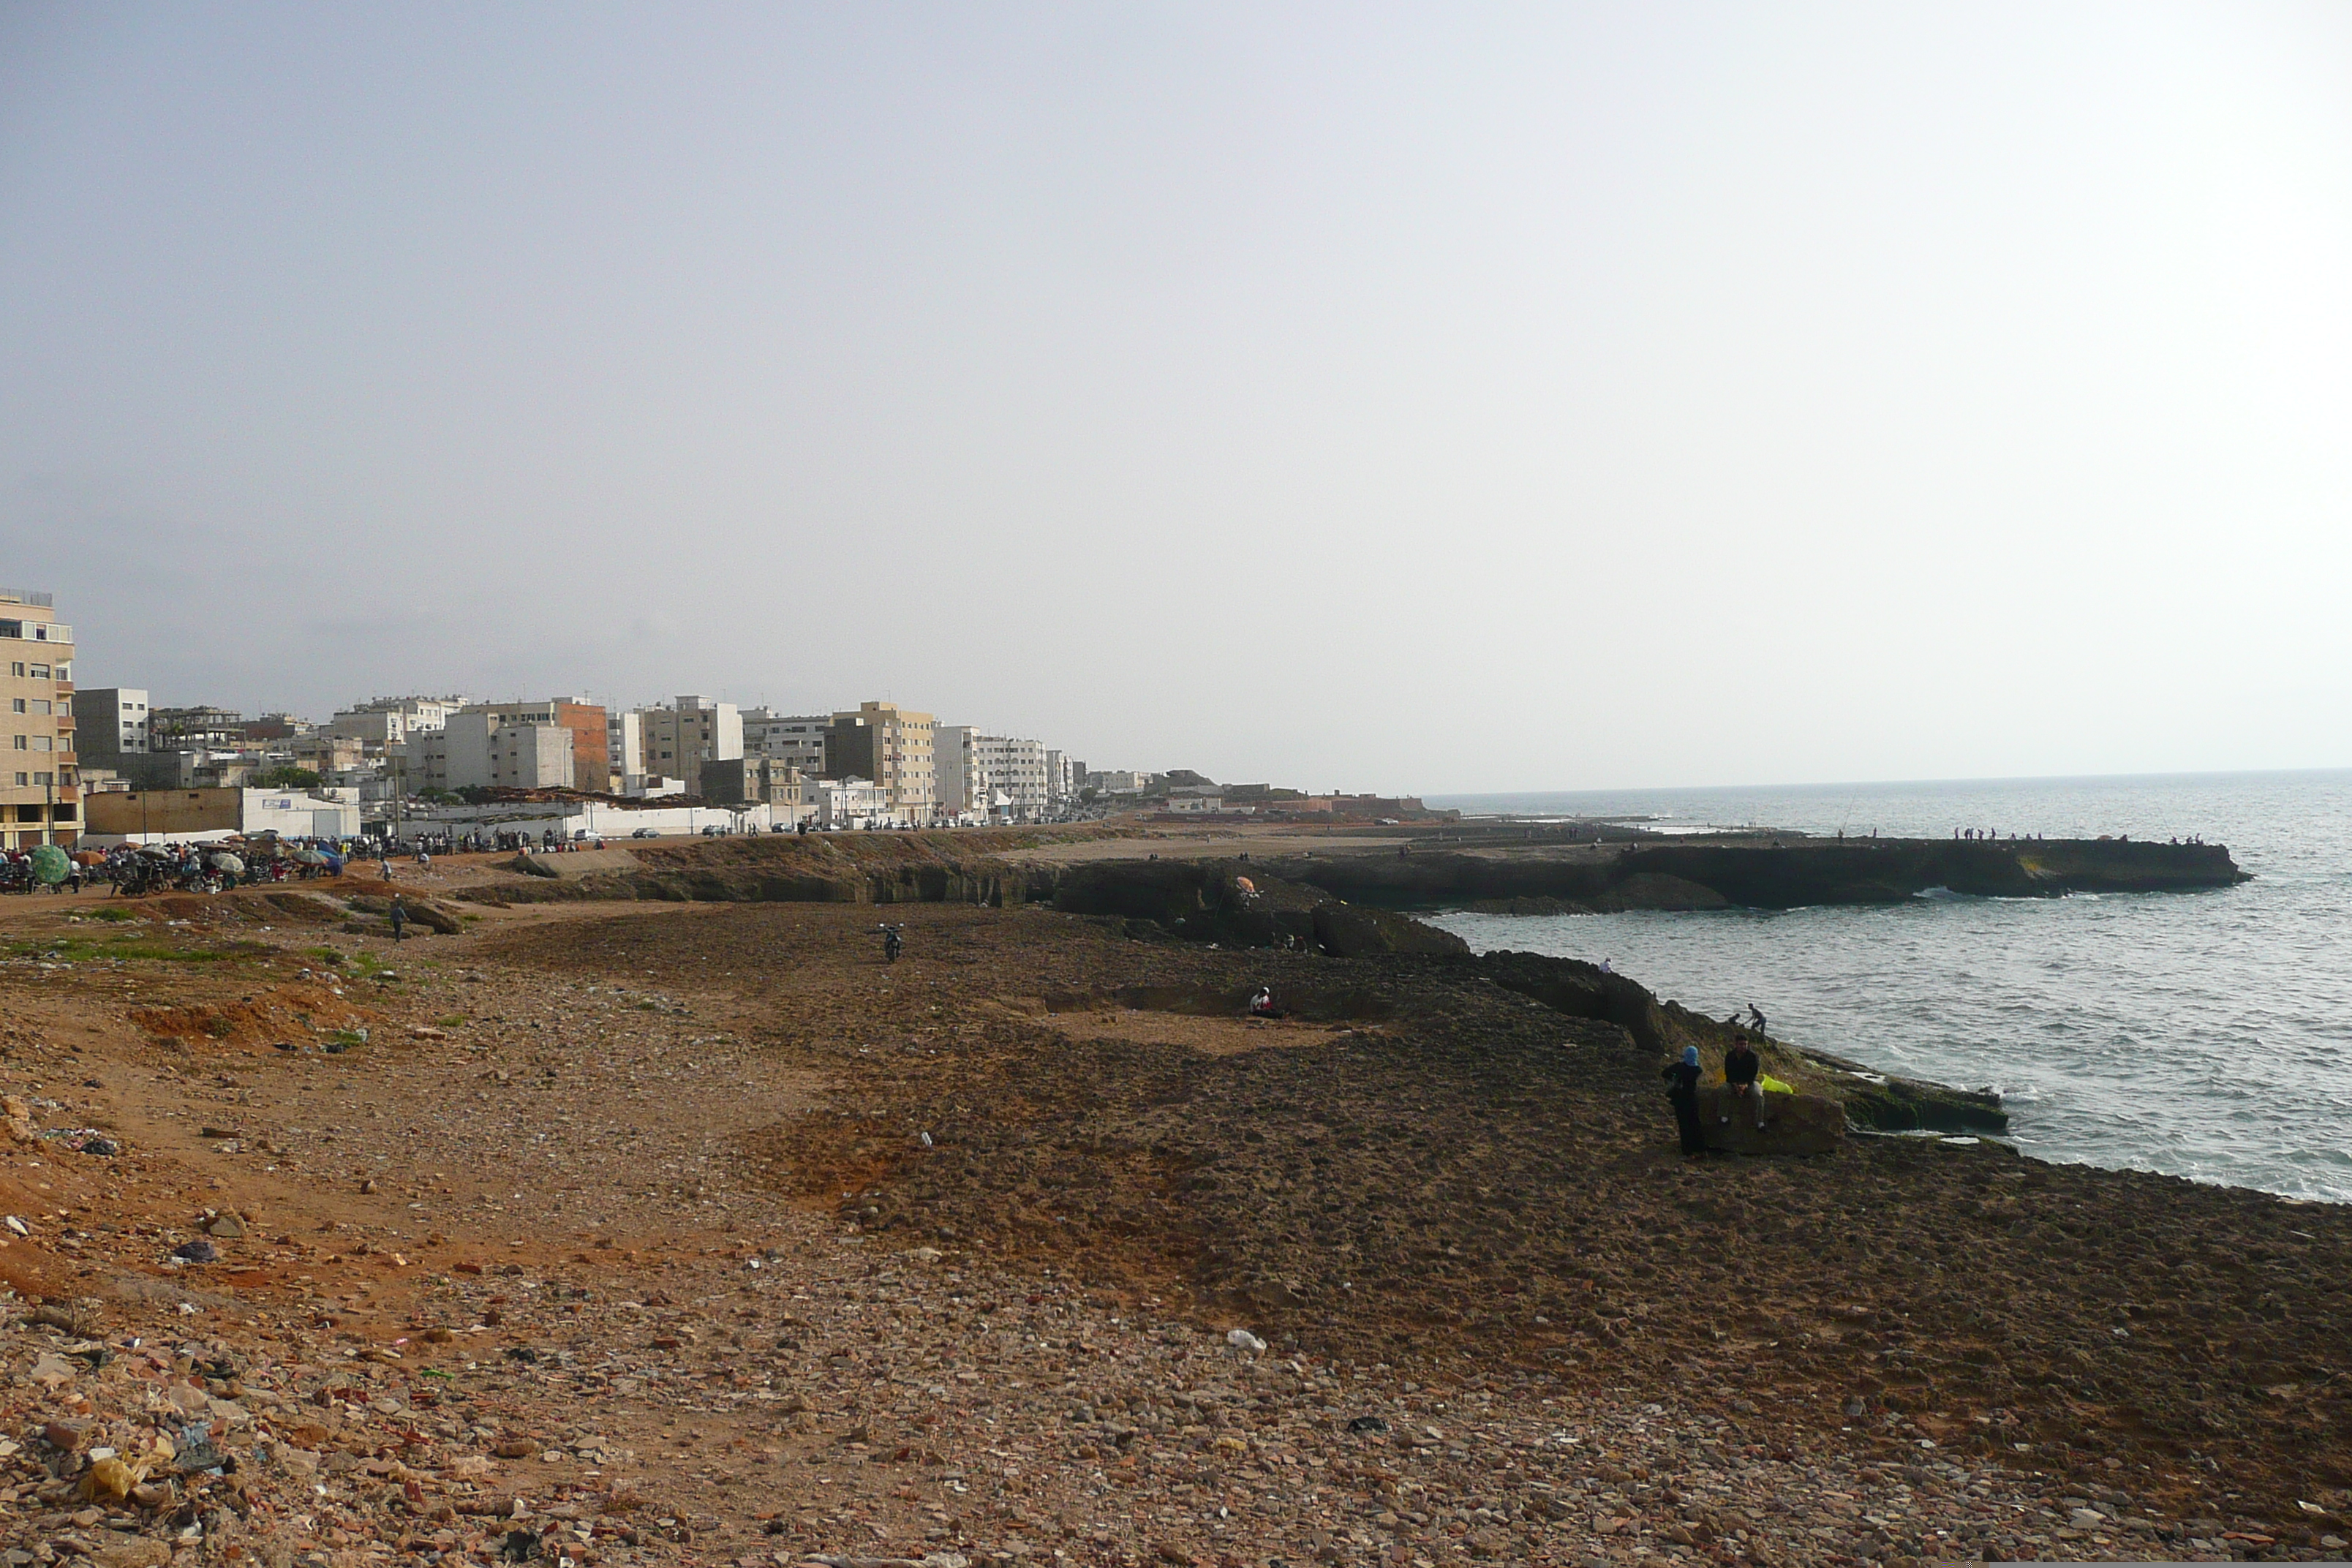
86;907;137;924
436;1015;467;1030
8;934;271;965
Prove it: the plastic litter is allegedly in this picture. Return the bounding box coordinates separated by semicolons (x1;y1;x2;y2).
171;1240;219;1264
78;1455;135;1502
1226;1328;1267;1354
39;1129;120;1156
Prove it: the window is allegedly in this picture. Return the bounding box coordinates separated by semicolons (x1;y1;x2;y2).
8;700;19;714
29;665;48;679
10;773;20;786
9;736;21;750
29;701;48;716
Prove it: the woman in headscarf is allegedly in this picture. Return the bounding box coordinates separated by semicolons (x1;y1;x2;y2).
1662;1044;1707;1156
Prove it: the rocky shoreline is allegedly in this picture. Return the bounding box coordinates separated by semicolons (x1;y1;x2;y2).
0;849;2338;1567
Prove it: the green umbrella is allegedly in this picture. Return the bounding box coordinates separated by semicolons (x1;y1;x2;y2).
28;845;70;886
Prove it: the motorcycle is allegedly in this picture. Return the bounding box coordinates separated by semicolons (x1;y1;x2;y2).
879;924;905;963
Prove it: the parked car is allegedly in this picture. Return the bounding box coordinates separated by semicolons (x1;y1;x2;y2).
630;826;660;838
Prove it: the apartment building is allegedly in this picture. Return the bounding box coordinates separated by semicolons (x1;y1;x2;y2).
327;696;464;747
742;709;831;777
606;709;644;794
638;696;742;791
416;712;577;792
1044;749;1085;806
939;731;1050;821
699;757;807;819
464;699;607;791
0;588;81;848
70;687;150;766
826;702;935;822
150;706;243;750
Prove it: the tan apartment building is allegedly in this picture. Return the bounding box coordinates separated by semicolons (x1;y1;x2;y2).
638;696;742;794
826;701;937;823
0;588;81;848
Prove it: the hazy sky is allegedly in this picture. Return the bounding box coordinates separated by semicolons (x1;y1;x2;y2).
5;4;2349;794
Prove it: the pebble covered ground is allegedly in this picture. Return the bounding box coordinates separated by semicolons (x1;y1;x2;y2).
0;867;2342;1567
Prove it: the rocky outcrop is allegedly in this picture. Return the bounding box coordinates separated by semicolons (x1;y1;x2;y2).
1693;1085;1844;1156
1310;903;1471;958
1268;836;2247;911
1467;949;2008;1134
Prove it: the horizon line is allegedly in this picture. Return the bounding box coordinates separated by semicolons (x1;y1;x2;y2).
1422;764;2352;799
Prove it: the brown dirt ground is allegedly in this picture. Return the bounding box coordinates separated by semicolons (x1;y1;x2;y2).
0;884;2343;1562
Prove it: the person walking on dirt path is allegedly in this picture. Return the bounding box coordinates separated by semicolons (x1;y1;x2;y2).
389;895;407;943
380;855;393;882
1663;1045;1706;1156
1722;1033;1769;1131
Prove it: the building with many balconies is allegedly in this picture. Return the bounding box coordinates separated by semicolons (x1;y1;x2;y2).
0;588;80;848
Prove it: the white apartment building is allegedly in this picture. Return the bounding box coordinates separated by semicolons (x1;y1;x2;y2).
742;709;830;776
606;709;644;794
938;728;1052;822
1044;749;1083;806
71;687;149;762
975;734;1049;821
416;712;576;792
805;775;891;829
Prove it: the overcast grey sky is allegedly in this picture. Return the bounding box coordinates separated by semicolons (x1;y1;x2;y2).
4;4;2348;793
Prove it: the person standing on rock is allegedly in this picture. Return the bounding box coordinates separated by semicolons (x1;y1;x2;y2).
1722;1033;1768;1131
1663;1045;1706;1156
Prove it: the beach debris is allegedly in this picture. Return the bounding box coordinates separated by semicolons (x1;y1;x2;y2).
1225;1328;1267;1354
170;1240;219;1264
40;1128;120;1156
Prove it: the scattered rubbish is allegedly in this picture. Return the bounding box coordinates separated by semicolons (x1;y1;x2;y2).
171;1240;219;1264
78;1454;135;1502
1346;1415;1387;1433
919;1131;933;1147
1225;1328;1267;1354
1939;1136;1980;1147
39;1128;120;1156
173;1424;226;1474
1;1215;25;1236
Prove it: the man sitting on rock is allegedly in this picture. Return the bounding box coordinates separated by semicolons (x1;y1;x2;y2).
1247;987;1284;1020
1722;1033;1769;1131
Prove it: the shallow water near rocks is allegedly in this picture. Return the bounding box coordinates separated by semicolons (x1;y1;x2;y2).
1430;769;2352;1203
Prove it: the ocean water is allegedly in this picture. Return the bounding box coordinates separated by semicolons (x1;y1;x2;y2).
1423;771;2352;1205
